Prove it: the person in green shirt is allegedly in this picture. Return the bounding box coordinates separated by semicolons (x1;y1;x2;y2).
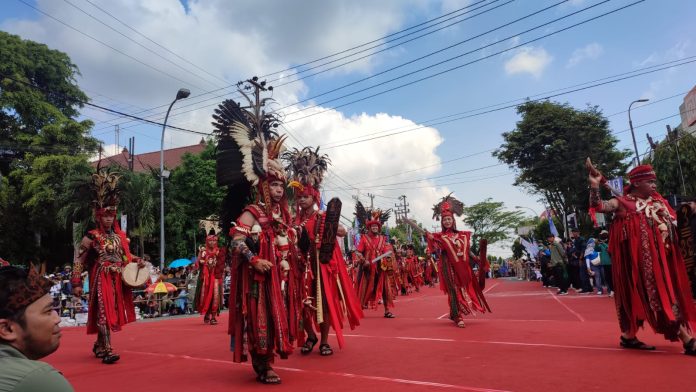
0;266;75;392
596;230;614;297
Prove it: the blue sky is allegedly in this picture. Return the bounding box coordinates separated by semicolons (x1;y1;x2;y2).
2;0;695;253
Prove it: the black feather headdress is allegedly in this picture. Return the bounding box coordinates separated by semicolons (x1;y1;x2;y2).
354;201;391;233
213;78;288;233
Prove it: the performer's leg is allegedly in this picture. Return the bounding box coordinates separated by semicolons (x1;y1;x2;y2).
383;287;395;318
301;315;318;354
678;325;696;355
251;352;280;384
97;325;120;364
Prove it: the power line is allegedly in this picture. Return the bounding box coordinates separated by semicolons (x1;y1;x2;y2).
259;0;494;79
88;1;503;132
3;74;210;136
322;56;696;150
276;0;567;110
16;0;205;90
82;0;228;85
283;0;645;124
61;0;221;88
270;0;515;93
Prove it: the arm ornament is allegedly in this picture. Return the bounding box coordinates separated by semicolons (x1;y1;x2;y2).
231;239;256;263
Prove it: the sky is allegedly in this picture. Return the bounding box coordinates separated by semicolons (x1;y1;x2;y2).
2;0;695;256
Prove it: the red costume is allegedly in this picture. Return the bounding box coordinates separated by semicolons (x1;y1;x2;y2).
285;147;363;352
426;195;490;327
71;169;138;364
590;165;696;341
194;233;225;324
354;206;397;316
214;80;294;384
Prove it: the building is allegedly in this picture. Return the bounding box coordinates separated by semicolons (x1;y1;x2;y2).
679;85;696;135
91;138;207;172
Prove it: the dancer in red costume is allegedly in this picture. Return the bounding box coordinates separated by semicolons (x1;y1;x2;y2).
214;78;293;384
194;231;225;325
587;159;696;355
403;245;423;293
407;195;490;328
285;147;363;357
71;169;144;364
354;204;397;318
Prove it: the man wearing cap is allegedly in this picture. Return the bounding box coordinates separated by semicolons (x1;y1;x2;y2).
547;234;569;295
588;160;696;355
0;266;75;391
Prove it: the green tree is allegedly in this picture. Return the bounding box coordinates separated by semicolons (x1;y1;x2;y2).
463;198;524;253
120;171;158;257
645;127;696;196
493;101;629;235
164;142;224;259
0;32;97;265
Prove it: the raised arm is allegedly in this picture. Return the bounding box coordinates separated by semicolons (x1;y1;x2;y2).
586;158;619;213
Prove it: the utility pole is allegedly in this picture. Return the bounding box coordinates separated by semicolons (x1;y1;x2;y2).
366;193;375;209
667;125;687;195
114;124;120;156
394;194;411;242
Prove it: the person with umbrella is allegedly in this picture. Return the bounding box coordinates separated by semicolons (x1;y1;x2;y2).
193;230;225;324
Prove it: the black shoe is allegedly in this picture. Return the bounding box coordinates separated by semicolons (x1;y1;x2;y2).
620;336;655;351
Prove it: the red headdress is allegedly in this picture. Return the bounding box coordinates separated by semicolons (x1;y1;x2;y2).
432;193;465;230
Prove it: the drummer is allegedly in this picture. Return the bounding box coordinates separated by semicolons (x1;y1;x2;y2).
71;169;144;364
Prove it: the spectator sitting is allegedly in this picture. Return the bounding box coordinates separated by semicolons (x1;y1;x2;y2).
0;266;75;391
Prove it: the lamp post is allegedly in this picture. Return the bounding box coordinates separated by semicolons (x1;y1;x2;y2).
628;98;649;166
160;88;190;270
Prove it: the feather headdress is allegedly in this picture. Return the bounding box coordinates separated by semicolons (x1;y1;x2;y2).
91;168;121;213
214;78;288;231
354;201;391;233
283;146;330;198
432;193;464;221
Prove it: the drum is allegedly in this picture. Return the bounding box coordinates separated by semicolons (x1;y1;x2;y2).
122;262;151;287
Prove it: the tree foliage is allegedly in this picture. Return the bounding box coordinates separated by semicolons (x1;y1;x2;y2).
645;128;696;197
463;198;524;252
0;32;97;264
493;101;630;234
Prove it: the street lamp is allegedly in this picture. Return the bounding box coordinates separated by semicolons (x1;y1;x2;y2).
628;98;649;166
160;88;190;270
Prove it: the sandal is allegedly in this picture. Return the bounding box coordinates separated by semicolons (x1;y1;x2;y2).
319;343;333;356
92;343;105;359
210;318;218;325
257;368;281;384
620;336;655;351
301;335;318;355
101;351;120;364
203;314;210;324
456;319;466;328
683;338;696;356
384;312;396;318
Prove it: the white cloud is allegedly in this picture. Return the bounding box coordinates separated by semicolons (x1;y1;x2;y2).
280;106;446;226
504;46;552;78
566;42;603;68
440;0;472;14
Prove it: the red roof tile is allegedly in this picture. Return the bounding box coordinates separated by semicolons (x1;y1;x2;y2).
91;141;206;173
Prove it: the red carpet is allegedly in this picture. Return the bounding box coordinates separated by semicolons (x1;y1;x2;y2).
45;279;695;391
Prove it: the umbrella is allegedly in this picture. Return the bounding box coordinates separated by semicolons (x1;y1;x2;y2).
146;281;177;294
169;258;193;268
